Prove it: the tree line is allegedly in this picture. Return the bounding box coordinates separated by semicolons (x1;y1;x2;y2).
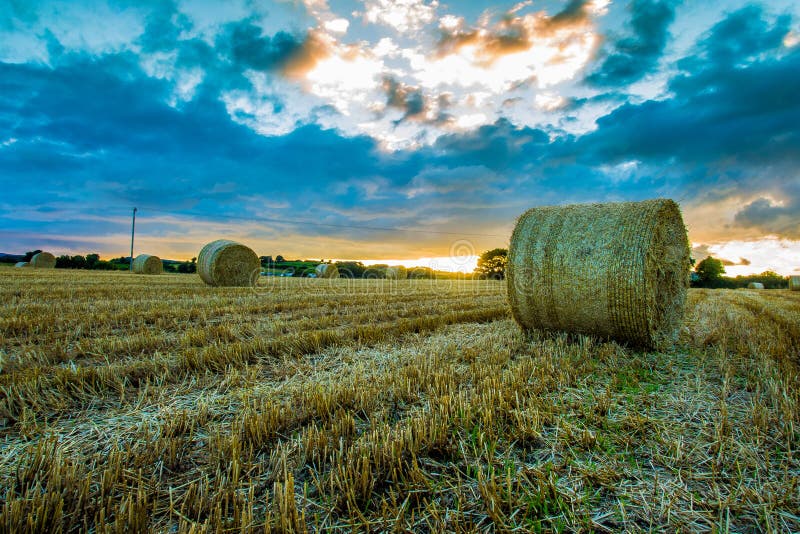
692;256;788;289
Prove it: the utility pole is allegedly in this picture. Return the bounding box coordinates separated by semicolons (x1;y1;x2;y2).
129;207;137;271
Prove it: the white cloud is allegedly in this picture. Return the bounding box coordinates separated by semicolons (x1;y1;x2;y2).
215;0;607;148
535;93;567;111
324;18;350;34
373;37;400;57
362;0;438;33
305;50;386;114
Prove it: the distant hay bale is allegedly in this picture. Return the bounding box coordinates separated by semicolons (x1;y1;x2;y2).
315;263;339;279
386;266;407;280
747;282;765;289
132;254;163;275
789;276;800;291
197;239;260;287
507;199;690;349
30;252;56;269
15;262;30;268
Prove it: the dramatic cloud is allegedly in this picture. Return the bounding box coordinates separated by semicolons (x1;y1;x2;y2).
220;22;334;78
586;0;676;86
362;0;438;33
734;195;800;238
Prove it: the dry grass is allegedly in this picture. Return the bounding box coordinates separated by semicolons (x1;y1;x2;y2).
0;267;798;532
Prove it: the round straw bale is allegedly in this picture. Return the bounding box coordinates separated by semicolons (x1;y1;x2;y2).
747;282;765;289
15;262;31;268
507;199;690;349
30;252;56;268
385;266;407;279
132;254;163;275
789;276;800;291
197;240;260;287
315;263;339;278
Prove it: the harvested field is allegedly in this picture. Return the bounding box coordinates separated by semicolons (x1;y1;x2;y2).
1;268;799;532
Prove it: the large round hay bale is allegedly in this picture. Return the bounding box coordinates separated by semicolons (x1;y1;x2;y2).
507;199;690;349
15;262;31;268
30;252;56;268
747;282;765;289
197;240;260;287
132;254;163;275
386;266;407;279
315;263;339;279
789;276;800;291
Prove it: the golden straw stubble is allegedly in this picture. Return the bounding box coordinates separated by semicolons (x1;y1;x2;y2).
198;239;260;287
30;252;56;268
132;254;163;275
507;199;691;349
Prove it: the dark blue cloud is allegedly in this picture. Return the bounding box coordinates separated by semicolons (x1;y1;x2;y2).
586;0;676;86
683;4;791;68
0;52;409;219
433;119;549;172
578;7;800;167
219;20;307;72
139;0;189;53
0;0;38;30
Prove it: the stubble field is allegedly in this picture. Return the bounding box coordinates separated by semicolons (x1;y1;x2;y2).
0;268;798;532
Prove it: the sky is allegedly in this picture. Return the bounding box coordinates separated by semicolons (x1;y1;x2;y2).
0;0;799;274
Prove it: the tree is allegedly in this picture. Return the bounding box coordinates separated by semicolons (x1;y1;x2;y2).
695;256;725;287
23;250;42;261
475;248;508;280
70;255;87;269
177;261;196;273
275;255;285;263
334;261;366;278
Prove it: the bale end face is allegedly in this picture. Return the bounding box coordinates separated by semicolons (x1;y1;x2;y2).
30;252;56;269
788;276;800;291
198;240;260;287
133;254;163;275
507;198;690;350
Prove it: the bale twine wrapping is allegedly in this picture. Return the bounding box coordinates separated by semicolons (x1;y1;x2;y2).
197;240;260;287
507;198;690;349
15;262;30;268
315;263;339;279
132;254;163;275
386;266;407;280
789;276;800;291
747;282;765;289
30;252;56;268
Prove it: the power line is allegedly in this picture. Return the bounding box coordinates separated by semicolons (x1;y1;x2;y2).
136;205;508;239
